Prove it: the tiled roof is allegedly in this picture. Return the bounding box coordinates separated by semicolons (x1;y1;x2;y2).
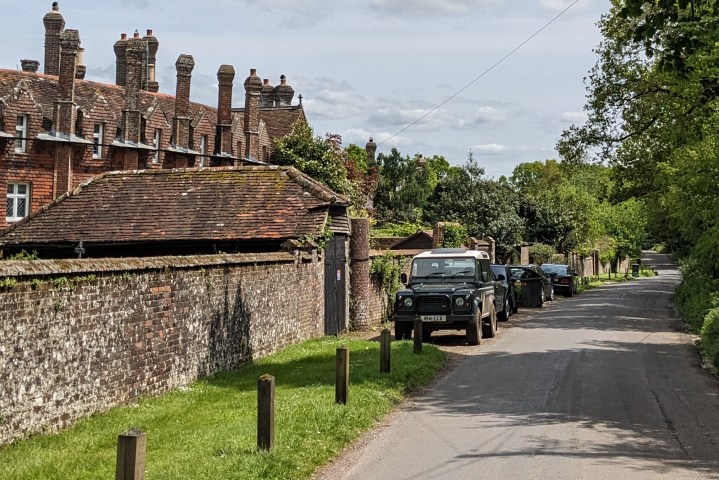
0;69;304;139
233;105;305;142
0;166;349;247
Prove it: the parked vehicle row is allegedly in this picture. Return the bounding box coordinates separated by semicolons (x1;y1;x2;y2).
393;248;580;345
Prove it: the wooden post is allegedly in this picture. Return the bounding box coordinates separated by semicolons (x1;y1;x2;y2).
257;374;275;451
116;428;146;480
413;319;422;354
336;346;349;404
380;328;391;373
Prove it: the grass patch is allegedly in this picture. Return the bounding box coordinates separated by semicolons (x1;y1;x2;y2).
0;337;445;480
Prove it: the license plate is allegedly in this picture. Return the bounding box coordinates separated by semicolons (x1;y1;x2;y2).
421;315;446;322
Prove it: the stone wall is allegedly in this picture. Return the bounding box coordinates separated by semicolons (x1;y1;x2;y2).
0;252;323;446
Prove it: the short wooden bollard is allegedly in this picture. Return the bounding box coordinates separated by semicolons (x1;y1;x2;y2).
336;346;349;404
116;428;146;480
380;329;391;373
257;374;275;451
413;319;423;353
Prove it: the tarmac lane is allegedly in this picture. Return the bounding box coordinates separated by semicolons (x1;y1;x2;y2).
314;256;719;480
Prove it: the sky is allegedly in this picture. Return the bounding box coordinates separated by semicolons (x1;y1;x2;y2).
0;0;609;178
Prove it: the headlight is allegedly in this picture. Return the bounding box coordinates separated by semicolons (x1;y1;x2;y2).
403;297;413;307
455;297;465;307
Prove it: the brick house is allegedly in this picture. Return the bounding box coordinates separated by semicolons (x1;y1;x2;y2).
0;2;307;230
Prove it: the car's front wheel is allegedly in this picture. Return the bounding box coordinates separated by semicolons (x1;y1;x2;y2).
467;311;482;346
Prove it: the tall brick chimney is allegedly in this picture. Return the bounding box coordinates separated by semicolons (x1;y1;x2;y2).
53;29;80;197
243;68;262;160
273;75;294;106
113;33;128;86
43;2;65;76
216;64;235;157
122;36;144;143
260;78;274;107
172;54;195;151
365;137;377;166
143;29;159;93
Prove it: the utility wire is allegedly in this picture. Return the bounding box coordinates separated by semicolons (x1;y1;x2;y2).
378;0;584;145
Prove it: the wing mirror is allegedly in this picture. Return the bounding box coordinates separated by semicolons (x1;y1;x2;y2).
481;271;488;282
497;274;506;281
401;273;408;284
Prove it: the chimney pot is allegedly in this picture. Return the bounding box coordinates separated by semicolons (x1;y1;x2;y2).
20;59;40;73
263;78;269;85
121;33;127;40
133;30;140;38
146;29;153;36
52;2;59;11
250;68;257;75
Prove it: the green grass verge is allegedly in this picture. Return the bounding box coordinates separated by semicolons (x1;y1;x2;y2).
0;337;446;480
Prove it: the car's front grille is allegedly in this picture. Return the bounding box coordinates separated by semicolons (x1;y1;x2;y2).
416;295;451;314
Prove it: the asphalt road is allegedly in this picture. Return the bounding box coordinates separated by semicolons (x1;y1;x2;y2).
316;253;719;480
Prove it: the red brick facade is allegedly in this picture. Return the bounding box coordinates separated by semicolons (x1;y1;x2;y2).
0;3;307;230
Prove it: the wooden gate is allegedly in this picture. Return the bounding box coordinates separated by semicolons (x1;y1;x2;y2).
324;236;347;335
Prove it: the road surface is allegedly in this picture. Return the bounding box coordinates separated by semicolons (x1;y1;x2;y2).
316;253;719;479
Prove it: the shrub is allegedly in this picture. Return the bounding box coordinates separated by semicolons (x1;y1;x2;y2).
701;308;719;370
675;259;719;331
529;243;555;265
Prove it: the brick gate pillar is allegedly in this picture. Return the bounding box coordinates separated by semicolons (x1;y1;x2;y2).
349;218;371;330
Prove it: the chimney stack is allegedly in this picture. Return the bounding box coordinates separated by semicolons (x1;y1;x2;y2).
75;46;86;79
52;28;81;198
113;33;128;86
43;2;65;76
365;137;377;166
216;64;235;158
243;68;262;160
260;78;274;107
172;54;195;150
273;74;294;106
121;36;145;144
143;29;159;92
20;59;40;73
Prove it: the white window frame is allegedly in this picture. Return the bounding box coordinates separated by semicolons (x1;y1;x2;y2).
92;123;104;159
152;128;162;164
15;115;27;153
199;134;208;167
6;183;30;222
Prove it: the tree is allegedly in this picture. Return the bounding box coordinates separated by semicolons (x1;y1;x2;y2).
424;152;524;260
373;148;450;224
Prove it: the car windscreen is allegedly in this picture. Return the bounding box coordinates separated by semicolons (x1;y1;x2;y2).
411;257;475;281
540;264;568;275
490;265;506;278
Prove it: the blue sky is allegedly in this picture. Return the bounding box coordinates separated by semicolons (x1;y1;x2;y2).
0;0;608;177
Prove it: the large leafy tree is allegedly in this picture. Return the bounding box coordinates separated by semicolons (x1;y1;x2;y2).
373;148;450;224
509;160;603;254
424;153;524;260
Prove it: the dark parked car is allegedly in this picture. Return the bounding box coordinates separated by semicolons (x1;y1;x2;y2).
540;263;579;297
508;264;554;307
490;264;519;320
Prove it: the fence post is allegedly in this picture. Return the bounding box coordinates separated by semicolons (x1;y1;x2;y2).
257;374;275;451
380;329;391;373
413;318;422;354
116;428;146;480
336;346;349;404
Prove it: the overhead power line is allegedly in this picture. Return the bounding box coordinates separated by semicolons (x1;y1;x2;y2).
378;0;584;146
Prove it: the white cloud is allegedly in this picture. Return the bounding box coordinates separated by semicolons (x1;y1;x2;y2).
366;0;501;18
560;111;587;124
538;0;595;13
472;143;508;155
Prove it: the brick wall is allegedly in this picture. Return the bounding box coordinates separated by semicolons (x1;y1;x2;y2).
0;251;323;446
358;249;419;329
